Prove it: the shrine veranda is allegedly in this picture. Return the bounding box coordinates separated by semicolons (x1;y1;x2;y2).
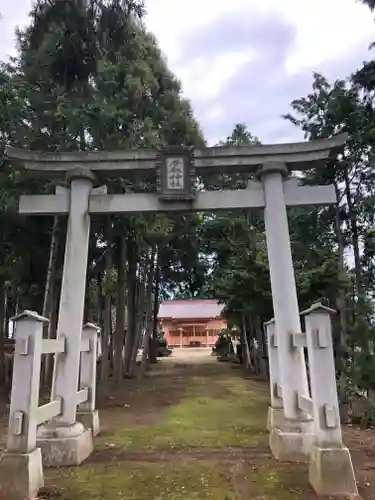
0;134;359;498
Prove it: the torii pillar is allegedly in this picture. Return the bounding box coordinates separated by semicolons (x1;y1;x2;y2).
258;163;314;460
36;168;97;466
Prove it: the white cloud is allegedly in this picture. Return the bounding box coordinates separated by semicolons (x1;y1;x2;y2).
145;0;375;69
0;0;31;60
174;50;255;101
203;105;225;122
284;0;374;72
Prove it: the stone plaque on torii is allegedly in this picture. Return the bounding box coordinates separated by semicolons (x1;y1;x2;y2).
5;134;347;468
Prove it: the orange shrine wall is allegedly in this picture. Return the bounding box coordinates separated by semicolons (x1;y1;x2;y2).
161;318;227;347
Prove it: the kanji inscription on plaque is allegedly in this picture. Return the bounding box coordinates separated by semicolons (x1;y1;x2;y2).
166;158;184;190
156;146;195;201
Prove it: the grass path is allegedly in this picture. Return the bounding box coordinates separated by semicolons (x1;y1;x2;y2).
40;355;318;499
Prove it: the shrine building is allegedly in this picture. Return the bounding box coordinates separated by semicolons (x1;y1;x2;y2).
158;299;226;347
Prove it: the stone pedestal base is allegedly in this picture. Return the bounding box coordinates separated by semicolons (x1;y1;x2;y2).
77;409;100;436
0;448;44;500
309;444;358;496
269;419;314;462
267;406;287;432
36;421;93;467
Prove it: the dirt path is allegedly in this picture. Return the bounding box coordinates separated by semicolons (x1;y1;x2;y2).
4;349;375;499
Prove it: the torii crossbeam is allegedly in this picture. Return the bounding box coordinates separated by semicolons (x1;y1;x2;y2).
6;134;346;215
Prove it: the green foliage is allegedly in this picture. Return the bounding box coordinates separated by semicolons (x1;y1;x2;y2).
199;124;271;325
0;0;204;341
283;69;375;417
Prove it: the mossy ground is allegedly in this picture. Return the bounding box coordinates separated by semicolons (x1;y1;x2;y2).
94;370;269;449
40;354;319;499
46;461;239;500
45;459;314;500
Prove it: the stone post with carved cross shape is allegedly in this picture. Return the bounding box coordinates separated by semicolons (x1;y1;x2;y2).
257;162;314;461
265;318;286;432
0;310;48;500
36;167;98;467
302;303;358;496
77;322;100;436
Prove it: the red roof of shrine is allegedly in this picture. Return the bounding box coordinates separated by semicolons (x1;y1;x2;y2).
158;299;224;320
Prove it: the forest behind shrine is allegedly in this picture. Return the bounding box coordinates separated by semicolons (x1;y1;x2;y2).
1;0;375;423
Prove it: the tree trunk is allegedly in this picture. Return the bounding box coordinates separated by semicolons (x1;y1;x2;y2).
96;268;103;327
343;166;362;298
0;280;6;390
113;234;127;385
50;285;59;340
109;308;114;375
248;315;259;373
255;317;267;378
100;218;113;386
42;216;60;386
150;259;160;365
140;249;157;376
241;313;252;372
334;184;349;414
128;266;146;377
123;243;138;376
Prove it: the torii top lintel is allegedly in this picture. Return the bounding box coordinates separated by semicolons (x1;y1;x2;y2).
5;134;347;176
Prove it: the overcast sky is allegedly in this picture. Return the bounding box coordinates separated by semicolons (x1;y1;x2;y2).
1;0;374;144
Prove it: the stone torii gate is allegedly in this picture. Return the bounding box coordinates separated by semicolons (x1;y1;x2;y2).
5;135;346;475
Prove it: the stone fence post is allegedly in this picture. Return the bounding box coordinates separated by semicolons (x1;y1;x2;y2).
77;322;100;436
0;310;48;500
265;319;284;431
302;303;358;497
